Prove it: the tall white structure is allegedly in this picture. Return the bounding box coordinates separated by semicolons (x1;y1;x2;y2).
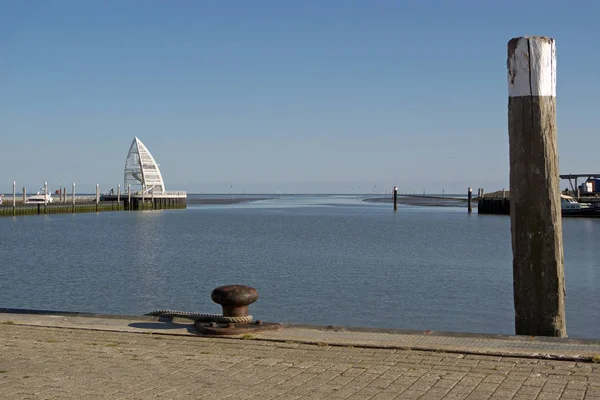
124;137;166;194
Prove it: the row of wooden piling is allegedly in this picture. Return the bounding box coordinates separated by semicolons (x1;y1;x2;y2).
0;202;124;217
0;199;186;217
391;186;491;214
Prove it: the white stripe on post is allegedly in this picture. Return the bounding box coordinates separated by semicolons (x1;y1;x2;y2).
508;37;556;97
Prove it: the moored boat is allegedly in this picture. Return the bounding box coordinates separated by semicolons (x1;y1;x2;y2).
561;194;600;217
27;191;53;204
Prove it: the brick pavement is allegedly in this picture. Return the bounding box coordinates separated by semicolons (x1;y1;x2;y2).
1;322;600;399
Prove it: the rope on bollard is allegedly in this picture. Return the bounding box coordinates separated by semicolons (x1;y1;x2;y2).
145;309;253;323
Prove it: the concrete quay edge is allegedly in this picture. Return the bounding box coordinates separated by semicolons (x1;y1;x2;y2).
1;308;599;363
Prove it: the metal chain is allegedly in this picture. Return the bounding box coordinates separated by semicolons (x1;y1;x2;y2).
146;310;253;323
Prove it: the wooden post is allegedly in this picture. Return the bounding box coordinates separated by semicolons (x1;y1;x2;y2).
393;186;398;211
12;181;16;215
117;184;121;206
22;187;26;204
151;187;155;210
72;183;76;212
128;184;131;211
141;184;145;210
467;187;472;213
507;36;566;337
43;182;48;213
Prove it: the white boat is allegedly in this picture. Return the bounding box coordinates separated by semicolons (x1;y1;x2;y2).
27;191;53;204
560;194;600;217
561;194;591;209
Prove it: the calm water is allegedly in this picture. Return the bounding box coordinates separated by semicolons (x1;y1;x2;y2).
1;195;599;339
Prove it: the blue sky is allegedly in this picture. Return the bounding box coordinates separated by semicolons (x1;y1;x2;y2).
1;1;599;194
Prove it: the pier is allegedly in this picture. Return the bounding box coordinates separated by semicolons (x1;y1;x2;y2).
0;137;187;217
103;191;187;210
478;191;510;215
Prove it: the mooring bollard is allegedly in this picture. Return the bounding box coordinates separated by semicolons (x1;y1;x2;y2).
393;186;398;211
211;284;259;318
148;285;279;334
508;36;565;337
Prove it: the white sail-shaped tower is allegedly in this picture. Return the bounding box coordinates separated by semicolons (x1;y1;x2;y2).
124;137;166;194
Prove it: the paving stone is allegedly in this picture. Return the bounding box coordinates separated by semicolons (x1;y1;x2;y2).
1;316;600;399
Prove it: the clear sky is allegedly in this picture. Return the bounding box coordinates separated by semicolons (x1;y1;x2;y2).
1;1;599;194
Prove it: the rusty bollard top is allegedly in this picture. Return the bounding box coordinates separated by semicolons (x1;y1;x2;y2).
211;285;258;318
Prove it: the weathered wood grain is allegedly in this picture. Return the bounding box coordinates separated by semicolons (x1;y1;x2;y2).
507;36;566;337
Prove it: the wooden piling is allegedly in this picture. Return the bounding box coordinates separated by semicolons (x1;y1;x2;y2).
12;181;16;215
72;183;76;213
96;184;100;212
393;186;398;211
507;36;566;337
22;187;26;204
44;182;48;213
117;184;121;205
468;187;472;213
128;184;131;211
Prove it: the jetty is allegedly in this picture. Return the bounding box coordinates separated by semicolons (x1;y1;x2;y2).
478;173;600;216
478;191;511;215
0;137;186;217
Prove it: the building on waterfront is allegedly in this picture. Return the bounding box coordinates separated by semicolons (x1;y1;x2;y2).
124;137;166;194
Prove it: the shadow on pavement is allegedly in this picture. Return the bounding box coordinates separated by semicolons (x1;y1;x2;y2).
128;319;197;334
